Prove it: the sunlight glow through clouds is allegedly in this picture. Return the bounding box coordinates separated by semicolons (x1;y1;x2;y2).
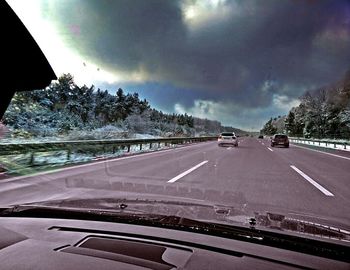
182;0;233;29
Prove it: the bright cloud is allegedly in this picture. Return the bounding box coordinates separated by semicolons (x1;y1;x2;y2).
272;94;300;111
175;99;282;131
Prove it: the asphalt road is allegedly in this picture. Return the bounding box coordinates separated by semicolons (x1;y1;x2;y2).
0;137;349;228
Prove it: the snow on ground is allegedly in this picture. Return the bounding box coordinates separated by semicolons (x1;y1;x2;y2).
0;133;159;144
133;133;160;139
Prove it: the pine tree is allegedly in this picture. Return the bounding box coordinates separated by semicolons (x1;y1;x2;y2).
285;111;295;136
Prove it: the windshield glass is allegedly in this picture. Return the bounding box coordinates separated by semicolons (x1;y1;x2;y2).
275;135;287;139
221;133;234;136
1;0;350;239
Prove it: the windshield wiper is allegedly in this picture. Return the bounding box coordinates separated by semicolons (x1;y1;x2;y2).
0;204;349;262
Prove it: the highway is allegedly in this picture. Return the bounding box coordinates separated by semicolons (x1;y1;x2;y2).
0;137;349;228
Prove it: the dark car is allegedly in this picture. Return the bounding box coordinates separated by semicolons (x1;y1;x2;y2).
258;135;264;139
271;134;289;148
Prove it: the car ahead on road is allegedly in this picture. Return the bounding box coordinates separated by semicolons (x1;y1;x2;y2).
271;134;289;148
258;135;264;139
218;132;238;147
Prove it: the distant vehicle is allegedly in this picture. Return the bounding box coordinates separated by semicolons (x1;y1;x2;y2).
270;134;289;148
258;135;264;139
218;132;238;147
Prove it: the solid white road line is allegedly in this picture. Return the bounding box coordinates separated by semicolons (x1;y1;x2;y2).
291;143;350;161
167;161;208;183
267;147;273;152
290;165;334;196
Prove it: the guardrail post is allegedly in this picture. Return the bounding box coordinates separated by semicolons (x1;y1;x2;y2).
150;143;152;149
112;146;116;154
29;152;35;166
140;144;142;151
158;142;160;148
334;142;336;148
67;149;71;161
344;143;347;150
326;142;328;146
127;145;130;152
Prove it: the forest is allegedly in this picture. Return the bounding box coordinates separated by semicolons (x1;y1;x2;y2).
261;70;350;139
1;74;243;141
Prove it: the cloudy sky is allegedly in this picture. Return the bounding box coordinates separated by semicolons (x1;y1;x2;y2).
7;0;350;130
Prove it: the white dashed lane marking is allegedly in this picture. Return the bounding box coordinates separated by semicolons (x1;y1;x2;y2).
290;165;334;196
168;161;208;183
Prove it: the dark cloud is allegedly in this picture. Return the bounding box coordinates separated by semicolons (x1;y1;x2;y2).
46;0;350;125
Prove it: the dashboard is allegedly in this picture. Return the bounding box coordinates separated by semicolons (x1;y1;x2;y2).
0;217;348;269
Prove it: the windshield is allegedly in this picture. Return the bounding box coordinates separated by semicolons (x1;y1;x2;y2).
221;133;234;136
274;135;287;139
1;0;350;240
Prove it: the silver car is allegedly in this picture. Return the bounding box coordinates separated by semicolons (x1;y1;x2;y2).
218;132;238;147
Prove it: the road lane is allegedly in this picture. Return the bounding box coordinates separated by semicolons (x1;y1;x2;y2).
179;139;337;213
164;138;350;226
0;141;214;183
257;138;350;224
267;140;350;202
0;137;349;228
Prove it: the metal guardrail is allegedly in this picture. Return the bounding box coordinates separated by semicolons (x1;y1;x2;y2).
0;136;218;165
289;137;349;150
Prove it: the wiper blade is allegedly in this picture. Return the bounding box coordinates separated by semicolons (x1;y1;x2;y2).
0;204;349;263
255;212;350;241
0;205;163;223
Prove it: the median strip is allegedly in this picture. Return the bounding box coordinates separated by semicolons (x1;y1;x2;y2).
167;161;208;183
290;165;334;196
